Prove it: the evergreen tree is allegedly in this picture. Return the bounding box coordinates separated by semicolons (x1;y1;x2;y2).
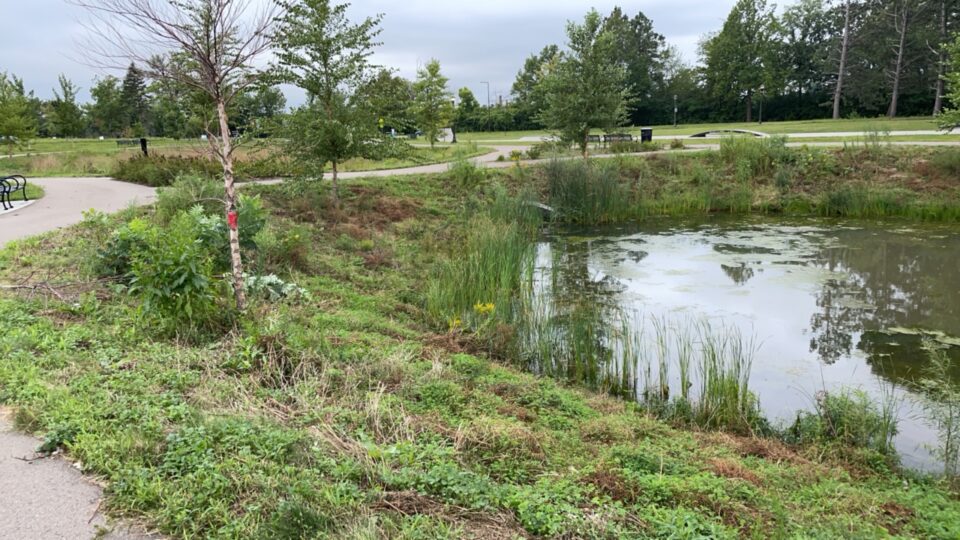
121;63;148;135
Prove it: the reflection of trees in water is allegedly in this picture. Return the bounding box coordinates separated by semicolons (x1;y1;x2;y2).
721;263;756;286
806;229;960;385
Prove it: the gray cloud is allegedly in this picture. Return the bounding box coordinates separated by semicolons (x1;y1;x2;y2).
1;0;795;105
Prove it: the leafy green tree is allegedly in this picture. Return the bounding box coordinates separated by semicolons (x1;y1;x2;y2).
602;8;667;125
0;73;36;156
701;0;777;121
121;63;148;135
234;85;287;134
454;87;480;131
88;76;126;136
275;0;386;201
359;69;415;134
939;33;960;128
779;0;832;104
511;45;560;128
48;75;86;138
540;9;628;155
411;59;453;148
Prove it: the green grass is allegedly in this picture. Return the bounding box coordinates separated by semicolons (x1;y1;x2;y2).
458;116;946;142
2;139;494;178
0;152;959;538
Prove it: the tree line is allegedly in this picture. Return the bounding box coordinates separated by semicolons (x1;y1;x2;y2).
460;0;960;131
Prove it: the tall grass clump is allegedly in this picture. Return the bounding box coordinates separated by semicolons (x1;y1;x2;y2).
544;159;633;224
694;321;761;430
425;215;535;330
919;345;960;482
787;388;899;459
718;135;791;180
817;187;909;218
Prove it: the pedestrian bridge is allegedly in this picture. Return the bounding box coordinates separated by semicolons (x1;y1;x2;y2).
688;129;770;138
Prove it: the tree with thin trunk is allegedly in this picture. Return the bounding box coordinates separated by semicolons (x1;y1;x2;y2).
885;0;928;118
71;0;280;311
833;0;853;119
412;60;454;149
274;0;386;204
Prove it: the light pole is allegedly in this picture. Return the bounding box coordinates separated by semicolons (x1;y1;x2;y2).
480;81;490;107
673;94;678;128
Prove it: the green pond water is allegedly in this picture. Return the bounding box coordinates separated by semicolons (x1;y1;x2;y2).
532;217;960;471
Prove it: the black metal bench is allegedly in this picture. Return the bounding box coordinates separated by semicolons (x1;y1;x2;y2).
603;133;634;145
1;175;28;211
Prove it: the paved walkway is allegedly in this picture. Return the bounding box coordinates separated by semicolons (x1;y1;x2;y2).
0;178;156;246
0;410;156;539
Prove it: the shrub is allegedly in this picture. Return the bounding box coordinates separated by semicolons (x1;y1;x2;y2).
448;154;487;190
609;140;662;154
527;141;569;160
128;213;225;333
719;136;791;180
155;175;224;224
787;389;899;457
670;138;686;150
111;155;221;187
95;218;154;280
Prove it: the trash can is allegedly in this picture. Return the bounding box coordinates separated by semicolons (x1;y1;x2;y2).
640;128;653;143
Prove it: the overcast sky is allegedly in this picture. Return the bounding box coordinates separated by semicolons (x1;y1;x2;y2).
1;0;797;106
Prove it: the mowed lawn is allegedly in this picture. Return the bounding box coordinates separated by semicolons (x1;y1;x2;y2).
458;116;949;142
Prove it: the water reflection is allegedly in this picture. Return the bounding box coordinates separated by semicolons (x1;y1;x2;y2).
538;218;960;469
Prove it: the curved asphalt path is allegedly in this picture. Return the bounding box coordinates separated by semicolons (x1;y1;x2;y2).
1;138;959;538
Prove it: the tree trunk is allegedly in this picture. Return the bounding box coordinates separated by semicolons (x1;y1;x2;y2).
887;4;909;118
833;0;851;120
331;160;339;205
216;99;247;311
933;0;947;115
745;93;753;123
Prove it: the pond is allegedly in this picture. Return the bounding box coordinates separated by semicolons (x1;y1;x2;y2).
530;217;960;471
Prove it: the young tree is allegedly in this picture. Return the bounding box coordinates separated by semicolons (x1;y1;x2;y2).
274;0;385;202
0;73;36;156
454;87;480;131
48;75;87;138
540;9;628;155
73;0;279;311
411;59;453;149
88;76;126;136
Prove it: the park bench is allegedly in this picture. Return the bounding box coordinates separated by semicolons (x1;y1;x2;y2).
603;133;633;145
0;175;28;211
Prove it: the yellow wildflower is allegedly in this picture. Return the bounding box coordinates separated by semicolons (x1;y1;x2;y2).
473;302;495;315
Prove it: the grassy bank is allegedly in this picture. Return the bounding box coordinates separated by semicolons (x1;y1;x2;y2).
0;146;959;538
2;143;492;181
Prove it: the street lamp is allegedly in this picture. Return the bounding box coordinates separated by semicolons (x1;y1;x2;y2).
673;94;678;128
480;81;490;107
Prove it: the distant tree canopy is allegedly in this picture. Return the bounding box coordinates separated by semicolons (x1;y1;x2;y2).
6;2;960;137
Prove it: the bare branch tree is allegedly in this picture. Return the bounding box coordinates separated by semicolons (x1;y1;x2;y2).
70;0;280;310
